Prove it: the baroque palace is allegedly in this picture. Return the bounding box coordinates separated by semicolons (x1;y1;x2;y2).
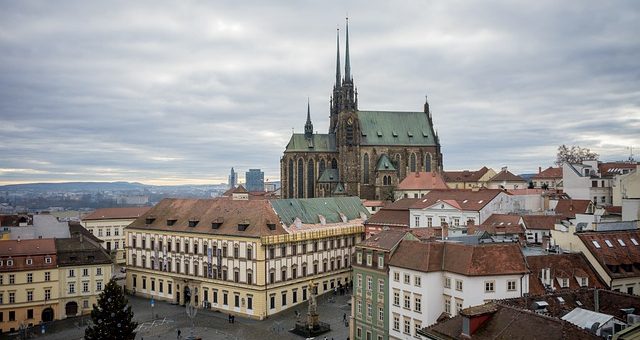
281;21;443;200
124;193;368;320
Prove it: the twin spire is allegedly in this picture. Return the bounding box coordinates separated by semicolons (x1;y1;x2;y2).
335;18;352;87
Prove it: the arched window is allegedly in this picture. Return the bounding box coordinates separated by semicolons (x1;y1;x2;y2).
297;158;304;198
331;158;338;169
319;159;326;176
425;153;432;172
307;159;315;198
395;154;401;177
288;159;294;198
410;153;417;172
363;154;369;184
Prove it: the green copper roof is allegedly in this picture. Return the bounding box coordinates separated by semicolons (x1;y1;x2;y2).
284;133;337;153
333;182;346;195
357;111;436;146
376;154;396;171
269;197;369;225
318;169;339;183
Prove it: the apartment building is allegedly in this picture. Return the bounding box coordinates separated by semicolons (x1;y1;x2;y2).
82;207;151;264
124;196;368;320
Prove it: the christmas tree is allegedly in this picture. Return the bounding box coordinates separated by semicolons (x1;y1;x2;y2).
85;278;138;340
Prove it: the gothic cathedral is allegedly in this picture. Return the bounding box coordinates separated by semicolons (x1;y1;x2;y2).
281;21;443;200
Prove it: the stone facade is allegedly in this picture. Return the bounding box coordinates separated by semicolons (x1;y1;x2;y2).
281;22;443;201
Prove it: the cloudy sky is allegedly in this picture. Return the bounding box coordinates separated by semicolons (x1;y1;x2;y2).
1;1;639;185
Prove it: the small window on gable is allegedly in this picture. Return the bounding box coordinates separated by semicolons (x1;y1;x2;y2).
618;239;626;246
592;240;601;249
604;240;613;248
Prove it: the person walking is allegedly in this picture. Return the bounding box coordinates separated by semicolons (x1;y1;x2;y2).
177;329;181;339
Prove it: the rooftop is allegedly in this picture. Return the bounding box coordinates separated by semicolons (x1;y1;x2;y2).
533;166;563;179
83;206;151;221
396;171;448;190
409;189;506;211
525;253;607;295
489;169;527;182
443;166;491;183
577;229;640;279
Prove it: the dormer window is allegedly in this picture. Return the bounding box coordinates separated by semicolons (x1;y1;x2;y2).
578;277;588;287
267;223;276;231
188;220;199;228
167;219;177;226
618;239;626;246
145;217;156;224
7;259;13;266
238;223;249;231
45;256;52;264
26;258;32;265
604;240;613;247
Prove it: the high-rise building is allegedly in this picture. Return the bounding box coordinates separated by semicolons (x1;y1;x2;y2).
245;169;265;192
228;167;237;189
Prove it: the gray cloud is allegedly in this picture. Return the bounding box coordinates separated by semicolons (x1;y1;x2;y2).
1;0;639;185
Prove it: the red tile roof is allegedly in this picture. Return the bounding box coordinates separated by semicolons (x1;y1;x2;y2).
397;172;448;190
489;169;527;182
578;230;640;279
442;167;491;183
365;198;422;227
554;199;593;219
389;240;529;276
83;207;151;220
0;239;58;272
521;215;562;230
359;229;409;250
0;214;33;226
468;214;524;236
409;189;506;211
525;253;606;295
598;162;638;175
533;167;563;179
362;200;387;207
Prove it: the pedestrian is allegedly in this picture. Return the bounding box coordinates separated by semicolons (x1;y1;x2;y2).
177;328;181;339
343;313;346;322
228;314;232;323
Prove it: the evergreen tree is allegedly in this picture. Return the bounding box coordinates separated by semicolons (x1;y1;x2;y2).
85;278;137;340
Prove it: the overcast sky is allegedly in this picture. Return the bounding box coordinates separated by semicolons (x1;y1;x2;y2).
1;1;638;185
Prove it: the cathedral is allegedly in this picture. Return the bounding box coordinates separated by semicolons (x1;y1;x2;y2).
281;21;443;200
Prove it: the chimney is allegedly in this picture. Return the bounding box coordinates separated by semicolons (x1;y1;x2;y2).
539;167;542;174
594;289;599;313
502;166;508;172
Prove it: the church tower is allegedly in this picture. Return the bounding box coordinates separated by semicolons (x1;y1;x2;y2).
330;19;358;134
304;99;313;139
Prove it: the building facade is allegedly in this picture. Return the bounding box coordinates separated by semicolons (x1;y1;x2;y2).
281;22;442;201
124;196;368;320
82;207;150;264
245;169;265;192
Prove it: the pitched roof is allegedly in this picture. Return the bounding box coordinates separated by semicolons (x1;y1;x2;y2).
284;133;337;153
68;221;103;243
375;154;397;171
533;166;563;179
269;197;369;225
0;214;33;226
357;111;437;146
467;220;525;236
482;214;522;227
555;199;593;219
359;229;409;250
55;237;112;267
0;238;56;257
232;185;248;193
318;169;339;183
83;207;151;221
521;215;562;230
397;171;448;190
389;240;529;276
127;198;286;237
598;161;638;175
489;169;527;182
422;303;600;340
442;167;490;183
577;229;640;279
525;253;606;295
409;189;506;211
364;198;422;227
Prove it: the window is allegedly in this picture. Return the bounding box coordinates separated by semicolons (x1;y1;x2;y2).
45;289;51;301
26;258;32;265
9;292;15;303
83;281;90;293
393;315;400;331
415;296;422;313
366;254;372;266
247;295;253;310
455;279;463;291
444;277;451;288
592;240;601;248
223;291;228;305
106;229;111;236
9;311;15;321
507;280;517;291
235;294;240;308
404;273;410;284
378;307;384;322
281;292;287;306
45;271;50;281
69;283;76;294
247;247;253;260
83;300;89;309
618;239;627;246
378;280;384;295
393;291;400;306
404;294;410;309
456;300;463;313
45;256;52;264
159;280;163;293
9;274;14;284
631;238;639;246
27;273;33;283
168;282;172;294
357;274;362;288
114;228;119;236
414;276;421;287
454;217;460;226
560;278;569;288
83;268;89;277
404;319;411;334
68;269;75;277
604;240;613;248
427;217;433;227
366;303;372;319
440;217;446;225
97;267;102;276
378;255;384;269
27;291;33;302
357;252;362;265
628;286;634;295
485;281;495;293
394;271;400;282
415;321;422;337
414;215;420;227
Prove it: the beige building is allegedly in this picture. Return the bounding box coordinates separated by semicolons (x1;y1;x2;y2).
612;164;640;206
82;207;150;264
0;239;59;334
443;167;496;189
124;196;368;320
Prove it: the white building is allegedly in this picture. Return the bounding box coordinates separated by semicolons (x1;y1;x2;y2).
387;240;529;339
563;161;613;205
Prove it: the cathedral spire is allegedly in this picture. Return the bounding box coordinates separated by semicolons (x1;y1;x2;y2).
344;17;352;83
335;28;341;87
304;98;313;139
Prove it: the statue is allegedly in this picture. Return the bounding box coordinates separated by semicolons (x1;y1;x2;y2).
291;279;330;337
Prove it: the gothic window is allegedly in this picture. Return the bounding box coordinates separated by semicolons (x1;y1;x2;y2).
331;158;338;169
363;154;369;184
307;159;315;198
346;118;354;146
410;153;417;172
319;159;326;176
288;159;294;198
425;153;432;172
395;154;401;177
297;158;304;198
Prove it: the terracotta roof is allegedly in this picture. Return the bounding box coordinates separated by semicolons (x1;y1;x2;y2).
364;198;422;227
409;189;506;211
55;237;112;267
533;166;563;179
127;198;286;237
554;199;593;219
489;169;527;182
68;221;103;243
362;200;387;208
482;214;522;227
506;188;545;195
442;167;490;183
526;253;606;295
389;240;529;276
422;303;600;340
521;215;562;230
468;214;525;236
397;171;448;190
83;207;151;220
359;229;408;250
0;239;57;272
577;230;640;279
599;162;638;175
0;214;33;226
232;185;248;193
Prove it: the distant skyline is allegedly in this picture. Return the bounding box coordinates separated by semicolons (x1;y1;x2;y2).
1;1;639;185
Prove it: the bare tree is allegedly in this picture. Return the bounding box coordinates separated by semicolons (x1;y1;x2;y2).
555;145;599;166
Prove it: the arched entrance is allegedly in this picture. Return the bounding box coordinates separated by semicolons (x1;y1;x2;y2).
183;286;191;305
41;308;54;322
65;301;78;317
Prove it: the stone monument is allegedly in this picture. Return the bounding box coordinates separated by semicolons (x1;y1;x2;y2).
291;280;330;337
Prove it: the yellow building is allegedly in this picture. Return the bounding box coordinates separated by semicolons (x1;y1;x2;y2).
82;207;151;264
124;196;368;320
443;167;497;189
55;236;113;319
0;239;59;334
